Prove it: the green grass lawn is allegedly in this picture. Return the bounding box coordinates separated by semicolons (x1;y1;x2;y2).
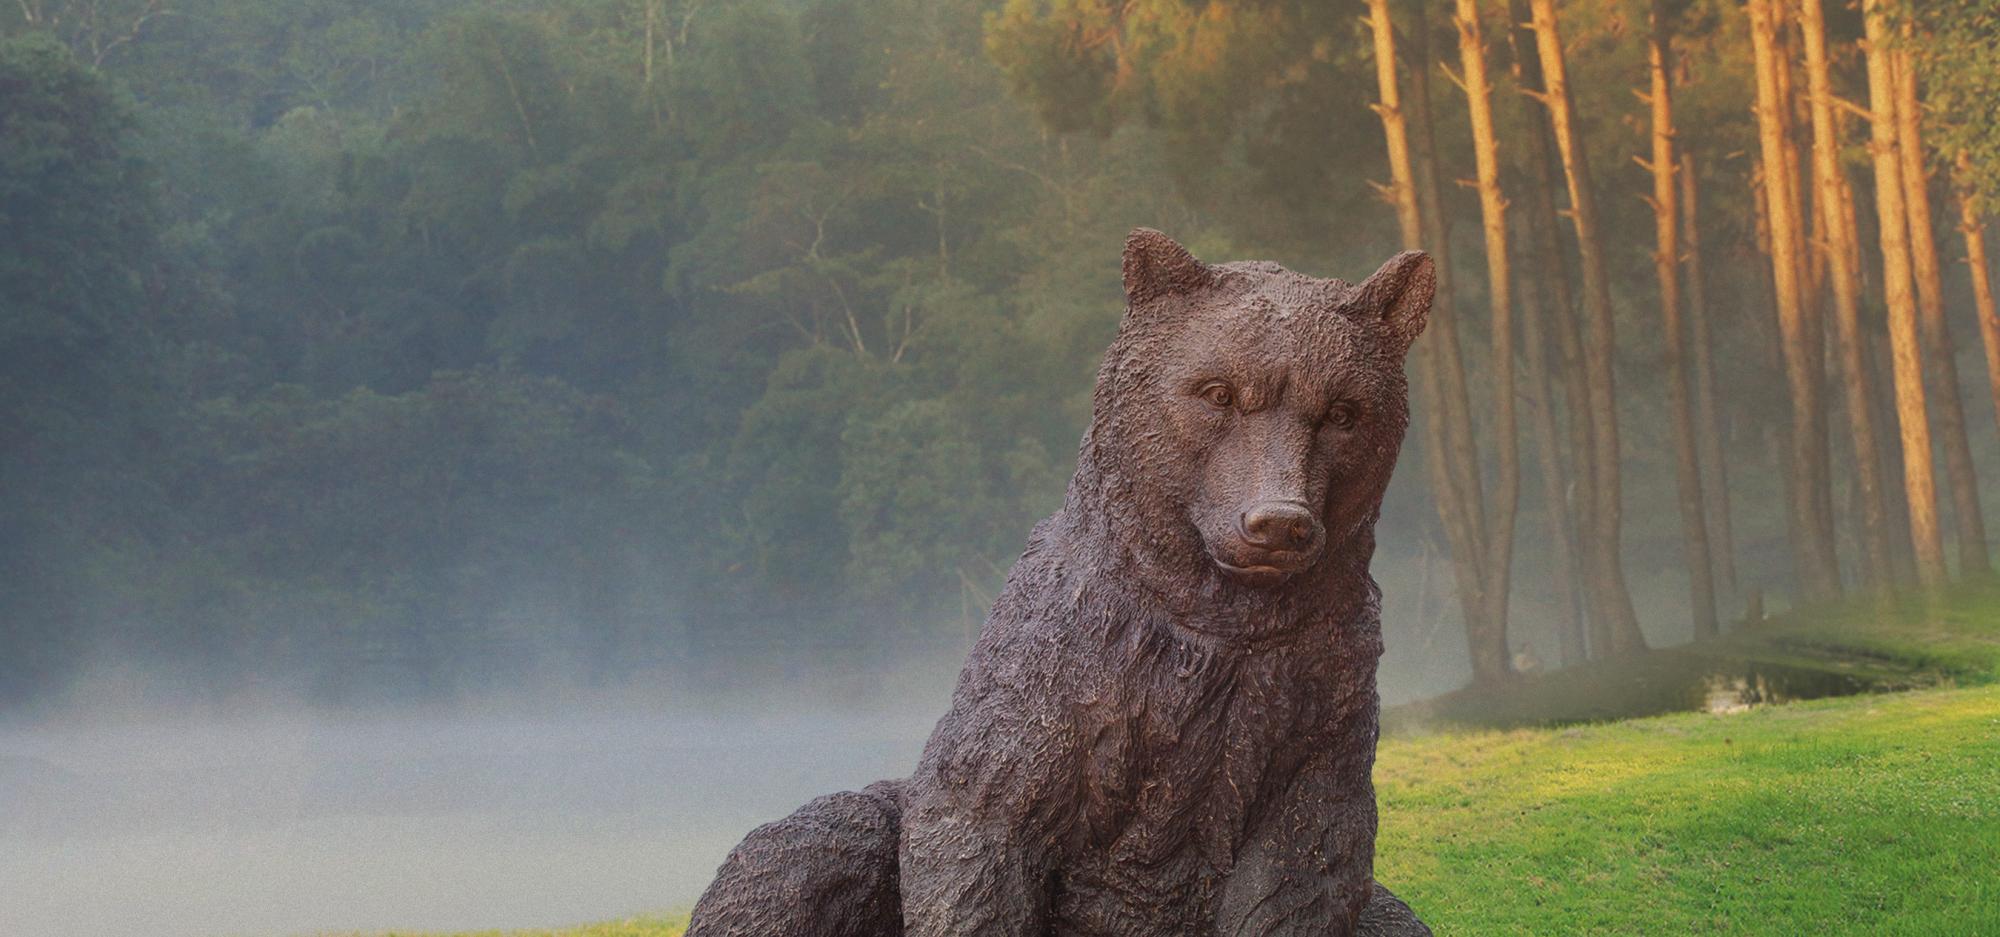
1371;583;2000;933
1375;684;2000;935
368;590;2000;937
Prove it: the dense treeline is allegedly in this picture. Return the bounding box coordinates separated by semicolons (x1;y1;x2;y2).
5;0;2000;705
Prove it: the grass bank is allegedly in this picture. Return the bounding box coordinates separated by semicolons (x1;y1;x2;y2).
1367;583;2000;932
1375;684;2000;934
1392;580;2000;731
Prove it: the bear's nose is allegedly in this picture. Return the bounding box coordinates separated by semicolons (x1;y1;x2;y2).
1238;501;1322;553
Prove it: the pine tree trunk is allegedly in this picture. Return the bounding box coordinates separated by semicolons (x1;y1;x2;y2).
1778;9;1842;567
1645;0;1717;638
1894;47;1989;577
1748;0;1842;601
1959;157;2000;457
1854;118;1924;588
1748;167;1832;601
1368;0;1424;251
1528;0;1640;656
1407;0;1486;559
1679;150;1738;598
1863;0;1948;591
1529;0;1646;655
1453;0;1517;683
1506;0;1587;666
1788;0;1842;593
1516;243;1585;666
1366;0;1492;674
1408;0;1499;656
1801;0;1896;591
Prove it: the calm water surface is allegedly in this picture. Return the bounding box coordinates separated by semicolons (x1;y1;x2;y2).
1;704;934;937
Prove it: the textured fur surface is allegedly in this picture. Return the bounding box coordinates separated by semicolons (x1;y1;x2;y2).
688;230;1435;937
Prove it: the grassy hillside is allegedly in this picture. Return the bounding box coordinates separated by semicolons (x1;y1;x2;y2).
1375;584;2000;932
1375;684;2000;934
1392;582;2000;731
361;590;2000;937
1730;583;2000;680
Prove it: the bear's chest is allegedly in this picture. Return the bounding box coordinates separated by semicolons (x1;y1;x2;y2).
1066;650;1341;874
1049;651;1357;935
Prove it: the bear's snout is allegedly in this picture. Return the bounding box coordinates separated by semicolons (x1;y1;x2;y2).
1203;499;1326;587
1238;500;1323;555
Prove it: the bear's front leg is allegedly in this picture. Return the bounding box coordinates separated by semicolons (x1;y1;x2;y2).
898;787;1052;937
1214;745;1378;937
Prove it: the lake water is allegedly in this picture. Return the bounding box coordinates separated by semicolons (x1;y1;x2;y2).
0;704;937;937
0;615;1467;937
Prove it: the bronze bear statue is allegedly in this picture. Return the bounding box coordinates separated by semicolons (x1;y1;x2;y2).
688;229;1435;937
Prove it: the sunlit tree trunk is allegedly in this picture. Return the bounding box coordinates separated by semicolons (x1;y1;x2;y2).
1855;109;1923;588
1748;165;1810;604
1894;47;1989;577
1365;0;1491;671
1970;205;2000;427
1679;150;1738;599
1748;0;1842;600
1451;0;1516;682
1367;0;1423;251
1409;0;1501;662
1775;17;1821;343
1506;0;1586;666
1406;0;1486;575
1801;0;1896;591
1529;0;1646;655
1515;250;1584;666
1776;12;1835;569
1644;0;1717;638
1863;0;1948;591
1959;156;2000;454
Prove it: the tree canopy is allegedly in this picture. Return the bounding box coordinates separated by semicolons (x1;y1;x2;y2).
8;0;2000;705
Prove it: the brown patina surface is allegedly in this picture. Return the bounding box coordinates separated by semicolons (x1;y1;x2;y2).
687;230;1434;937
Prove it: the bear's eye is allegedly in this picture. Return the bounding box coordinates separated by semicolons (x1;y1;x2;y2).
1197;381;1236;409
1327;402;1360;430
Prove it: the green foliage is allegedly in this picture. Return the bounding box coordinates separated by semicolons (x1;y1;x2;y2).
0;34;155;356
1909;0;2000;208
0;34;163;702
134;369;657;693
838;398;1051;613
984;0;1125;134
723;348;883;598
984;0;1387;245
0;0;1932;703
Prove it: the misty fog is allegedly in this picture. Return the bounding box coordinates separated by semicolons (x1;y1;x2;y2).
0;437;1727;937
3;540;1539;937
2;694;937;937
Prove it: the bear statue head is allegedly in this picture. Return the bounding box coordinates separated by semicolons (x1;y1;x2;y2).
1076;228;1432;617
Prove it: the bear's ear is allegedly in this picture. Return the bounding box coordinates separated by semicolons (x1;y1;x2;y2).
1122;228;1214;305
1353;250;1434;354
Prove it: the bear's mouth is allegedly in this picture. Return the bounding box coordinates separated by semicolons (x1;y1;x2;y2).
1209;551;1314;587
